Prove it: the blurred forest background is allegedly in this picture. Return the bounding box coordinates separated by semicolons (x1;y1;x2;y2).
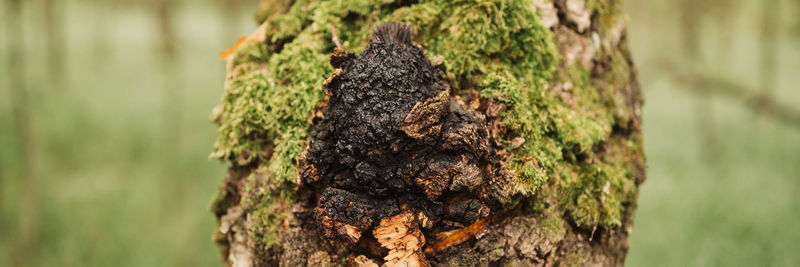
0;0;798;266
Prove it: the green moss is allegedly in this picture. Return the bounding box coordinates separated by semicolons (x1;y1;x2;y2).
597;42;635;126
422;0;560;84
548;63;635;228
478;49;638;230
229;42;271;67
586;0;624;31
254;0;293;25
248;194;291;250
538;197;568;241
242;170;299;250
211;22;331;187
554;132;638;228
481;73;553;192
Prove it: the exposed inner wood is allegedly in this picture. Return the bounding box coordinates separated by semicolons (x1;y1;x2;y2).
372;212;429;267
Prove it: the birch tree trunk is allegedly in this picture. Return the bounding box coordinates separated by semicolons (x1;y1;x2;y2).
210;0;644;266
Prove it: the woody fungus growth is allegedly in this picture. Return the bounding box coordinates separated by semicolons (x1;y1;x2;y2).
296;22;511;265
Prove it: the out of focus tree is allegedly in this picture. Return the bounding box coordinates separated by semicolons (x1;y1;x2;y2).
709;0;738;70
154;0;177;61
43;0;66;88
153;0;183;146
4;0;40;262
679;0;717;158
665;0;799;128
91;0;111;68
759;0;779;101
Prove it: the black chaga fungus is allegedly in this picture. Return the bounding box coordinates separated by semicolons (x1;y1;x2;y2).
300;22;505;245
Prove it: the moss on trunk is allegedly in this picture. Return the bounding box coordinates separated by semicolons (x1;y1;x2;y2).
210;0;644;265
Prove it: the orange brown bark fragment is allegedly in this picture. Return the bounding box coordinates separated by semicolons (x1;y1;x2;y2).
218;36;247;59
372;212;429;267
425;210;501;253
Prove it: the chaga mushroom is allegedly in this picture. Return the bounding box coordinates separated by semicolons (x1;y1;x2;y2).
298;22;510;265
401;90;450;140
314;187;399;242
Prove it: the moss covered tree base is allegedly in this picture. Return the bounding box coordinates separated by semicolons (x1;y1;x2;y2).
210;0;644;266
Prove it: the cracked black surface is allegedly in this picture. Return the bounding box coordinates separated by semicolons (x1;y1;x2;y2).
299;23;502;240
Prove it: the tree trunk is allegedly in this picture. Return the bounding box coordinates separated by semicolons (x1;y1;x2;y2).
153;0;183;147
43;0;66;88
210;0;644;266
5;0;40;259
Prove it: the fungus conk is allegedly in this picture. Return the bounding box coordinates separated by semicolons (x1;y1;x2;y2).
298;23;508;252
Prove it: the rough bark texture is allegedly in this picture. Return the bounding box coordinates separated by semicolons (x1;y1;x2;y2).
210;0;644;266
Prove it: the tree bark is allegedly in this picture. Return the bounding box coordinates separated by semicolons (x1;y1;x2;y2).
210;0;644;266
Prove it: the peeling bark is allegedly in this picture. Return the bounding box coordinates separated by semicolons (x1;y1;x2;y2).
373;212;428;266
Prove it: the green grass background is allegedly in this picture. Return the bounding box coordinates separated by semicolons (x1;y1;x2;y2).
0;0;798;266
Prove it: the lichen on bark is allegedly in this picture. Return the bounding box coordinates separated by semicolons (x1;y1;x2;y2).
211;0;644;266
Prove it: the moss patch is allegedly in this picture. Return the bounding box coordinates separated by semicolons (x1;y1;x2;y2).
586;0;625;31
247;189;293;249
